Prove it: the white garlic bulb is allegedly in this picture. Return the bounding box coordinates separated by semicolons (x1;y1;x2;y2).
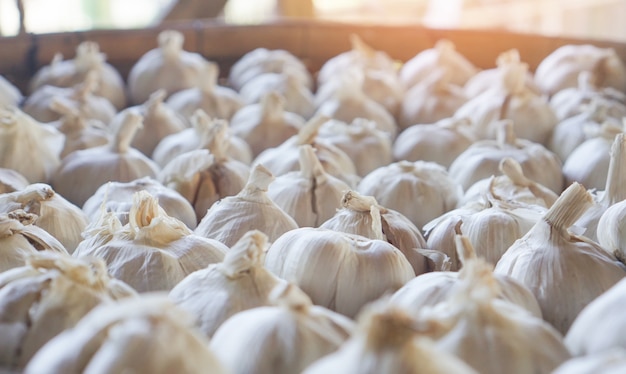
169;230;286;338
230;91;305;157
0;184;88;253
267;145;349;227
0;168;29;194
82;177;197;230
553;349;626;374
24;295;228;374
195;164;298;247
495;182;626;334
29;41;127;110
0;252;135;371
0;75;22;107
358;160;462;230
210;283;354;374
393;117;475;168
0;107;64;184
127;29;210;105
265;227;415;317
52;111;160;207
448;120;563;193
75;191;226;292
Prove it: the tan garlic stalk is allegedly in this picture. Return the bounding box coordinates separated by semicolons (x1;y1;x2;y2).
0;168;29;194
448;120;563;193
230;91;305;157
170;230;286;338
0;252;135;371
75;191;227;292
267;145;349;227
51;111;160;207
265;227;415;317
210;283;354;374
0;106;64;184
393;117;475;168
494;182;626;334
24;295;228;374
553;349;626;374
195;164;298;247
0;74;22;107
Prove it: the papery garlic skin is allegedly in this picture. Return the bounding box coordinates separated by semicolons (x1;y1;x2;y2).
0;75;22;107
0;168;29;194
598;200;626;263
24;296;228;374
553;349;626;374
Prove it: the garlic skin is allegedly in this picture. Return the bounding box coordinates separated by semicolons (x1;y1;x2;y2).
128;30;210;105
0;168;29;194
52;112;161;207
75;191;226;292
400;39;477;89
598;199;626;263
0;184;88;253
304;303;478;374
321;190;433;276
195;164;298;247
24;295;228;374
82;177;197;229
495;182;626;334
0;107;64;184
0;252;135;371
230;91;305;157
265;227;415;317
267;145;349;227
170;230;286;338
448;120;563;193
166;61;244;121
553;349;626;374
29;41;127;110
0;75;22;107
210;284;354;374
393;117;475;168
358;160;462;230
535;44;626;96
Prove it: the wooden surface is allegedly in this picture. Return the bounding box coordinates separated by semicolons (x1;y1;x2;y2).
1;19;625;91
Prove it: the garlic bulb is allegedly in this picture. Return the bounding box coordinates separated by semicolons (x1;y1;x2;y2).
563;122;622;191
52;112;160;207
400;39;478;89
0;106;64;184
113;89;188;157
448;120;563;193
239;71;316;119
393;117;475;168
166;61;244;121
553;349;626;374
566;277;626;356
0;184;88;253
210;283;354;374
321;190;435;275
391;233;542;318
455;62;558;145
48;98;110;159
0;168;29;194
598;199;626;264
267;145;349;227
75;191;226;292
460;157;559;208
82;177;197;230
195;164;298;247
0;210;68;273
29;41;127;110
170;230;286;337
494;182;626;334
535;44;626;96
229;91;305;157
357;160;462;230
417;258;570;374
229;48;313;91
24;295;228;374
127;29;210;105
303;302;478;374
253;115;359;186
23;72;117;124
399;68;468;130
317;118;393;177
265;227;415;317
0;252;135;370
0;75;22;107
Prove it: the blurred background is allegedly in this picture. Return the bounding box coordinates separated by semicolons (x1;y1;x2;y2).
0;0;625;42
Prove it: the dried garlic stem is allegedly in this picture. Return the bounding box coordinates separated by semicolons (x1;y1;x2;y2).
112;112;143;153
544;183;592;236
605;133;626;204
221;230;268;277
